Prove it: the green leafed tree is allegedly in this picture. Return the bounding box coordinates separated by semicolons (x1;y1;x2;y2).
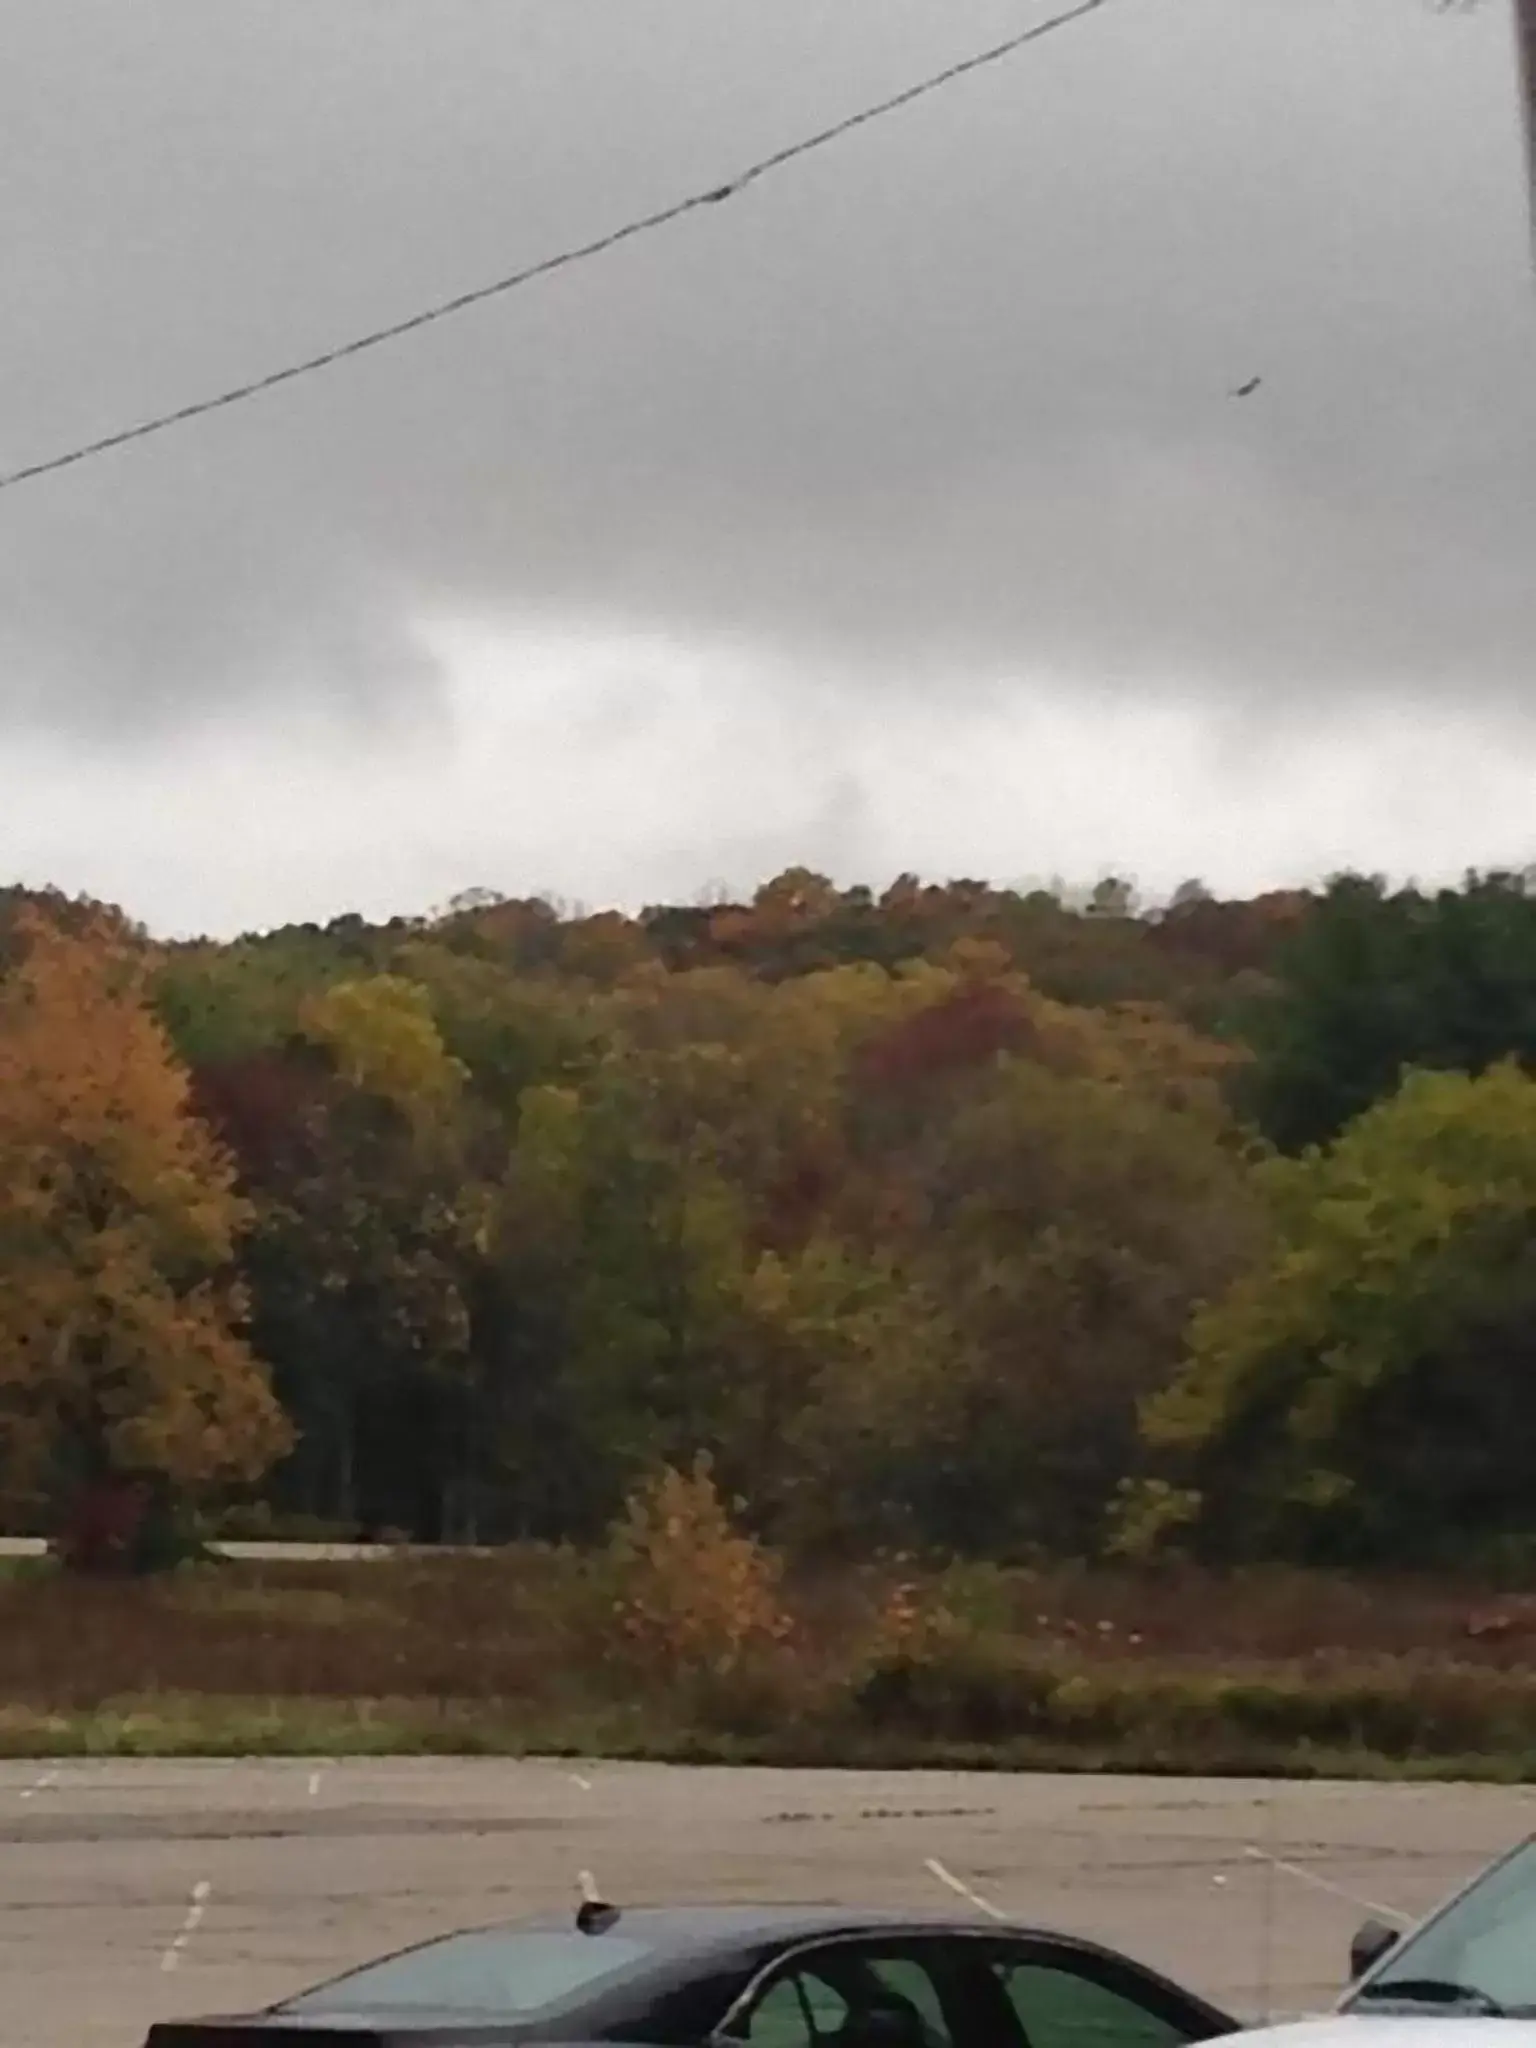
889;1056;1263;1558
1242;871;1536;1151
195;973;486;1541
1136;1061;1536;1565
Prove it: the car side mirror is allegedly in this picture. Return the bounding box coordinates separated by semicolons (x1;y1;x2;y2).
1349;1917;1398;1981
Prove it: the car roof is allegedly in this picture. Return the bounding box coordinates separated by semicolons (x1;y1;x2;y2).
505;1904;1054;1947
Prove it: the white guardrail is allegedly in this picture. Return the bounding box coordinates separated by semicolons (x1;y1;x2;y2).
0;1537;493;1561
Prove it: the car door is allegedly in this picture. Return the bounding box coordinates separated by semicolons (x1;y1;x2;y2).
967;1936;1232;2048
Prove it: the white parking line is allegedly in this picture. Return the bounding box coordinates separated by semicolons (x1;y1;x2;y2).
569;1773;593;1793
161;1880;213;1973
924;1857;1007;1922
1242;1847;1410;1925
308;1769;323;1798
19;1768;59;1801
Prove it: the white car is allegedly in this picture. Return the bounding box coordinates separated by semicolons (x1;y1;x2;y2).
1227;1833;1536;2048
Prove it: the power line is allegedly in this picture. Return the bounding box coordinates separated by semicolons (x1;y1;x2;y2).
0;0;1115;497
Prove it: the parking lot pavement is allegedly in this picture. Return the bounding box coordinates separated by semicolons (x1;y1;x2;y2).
1;1759;1528;2048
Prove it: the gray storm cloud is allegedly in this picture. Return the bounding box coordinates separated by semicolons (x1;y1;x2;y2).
0;0;1530;737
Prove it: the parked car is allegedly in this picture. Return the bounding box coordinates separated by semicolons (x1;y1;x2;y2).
145;1901;1238;2048
1221;1831;1536;2048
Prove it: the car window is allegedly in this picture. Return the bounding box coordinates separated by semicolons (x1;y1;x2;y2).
282;1929;653;2016
1350;1834;1536;2014
740;1945;955;2048
993;1959;1195;2048
867;1957;954;2045
746;1970;851;2048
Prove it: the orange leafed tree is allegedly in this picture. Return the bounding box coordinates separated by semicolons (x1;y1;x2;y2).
0;912;291;1558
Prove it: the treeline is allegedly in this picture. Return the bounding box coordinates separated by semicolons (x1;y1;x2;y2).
1;864;1534;1572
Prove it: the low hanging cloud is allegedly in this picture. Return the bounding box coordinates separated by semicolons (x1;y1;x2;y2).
0;0;1531;747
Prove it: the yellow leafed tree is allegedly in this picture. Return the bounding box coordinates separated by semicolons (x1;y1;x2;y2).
0;913;291;1555
300;974;467;1117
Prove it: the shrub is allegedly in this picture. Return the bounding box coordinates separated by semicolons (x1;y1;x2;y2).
845;1623;1536;1764
609;1456;794;1684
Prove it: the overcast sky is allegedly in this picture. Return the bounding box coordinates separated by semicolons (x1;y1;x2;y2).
2;0;1533;935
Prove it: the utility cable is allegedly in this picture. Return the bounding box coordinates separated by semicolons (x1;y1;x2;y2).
0;0;1116;495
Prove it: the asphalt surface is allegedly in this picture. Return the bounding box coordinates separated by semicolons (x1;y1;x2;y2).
2;1761;1528;2048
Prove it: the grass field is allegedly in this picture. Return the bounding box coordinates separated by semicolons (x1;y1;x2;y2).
3;1551;1536;1772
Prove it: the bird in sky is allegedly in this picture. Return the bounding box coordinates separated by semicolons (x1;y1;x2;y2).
1229;376;1263;398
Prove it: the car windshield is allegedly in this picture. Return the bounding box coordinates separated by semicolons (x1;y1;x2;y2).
279;1928;654;2017
1348;1838;1536;2018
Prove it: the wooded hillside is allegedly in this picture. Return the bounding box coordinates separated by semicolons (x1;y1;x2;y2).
4;865;1533;1573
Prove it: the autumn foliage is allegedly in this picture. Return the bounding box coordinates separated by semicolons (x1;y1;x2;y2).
1;862;1534;1575
610;1457;792;1677
0;911;289;1566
